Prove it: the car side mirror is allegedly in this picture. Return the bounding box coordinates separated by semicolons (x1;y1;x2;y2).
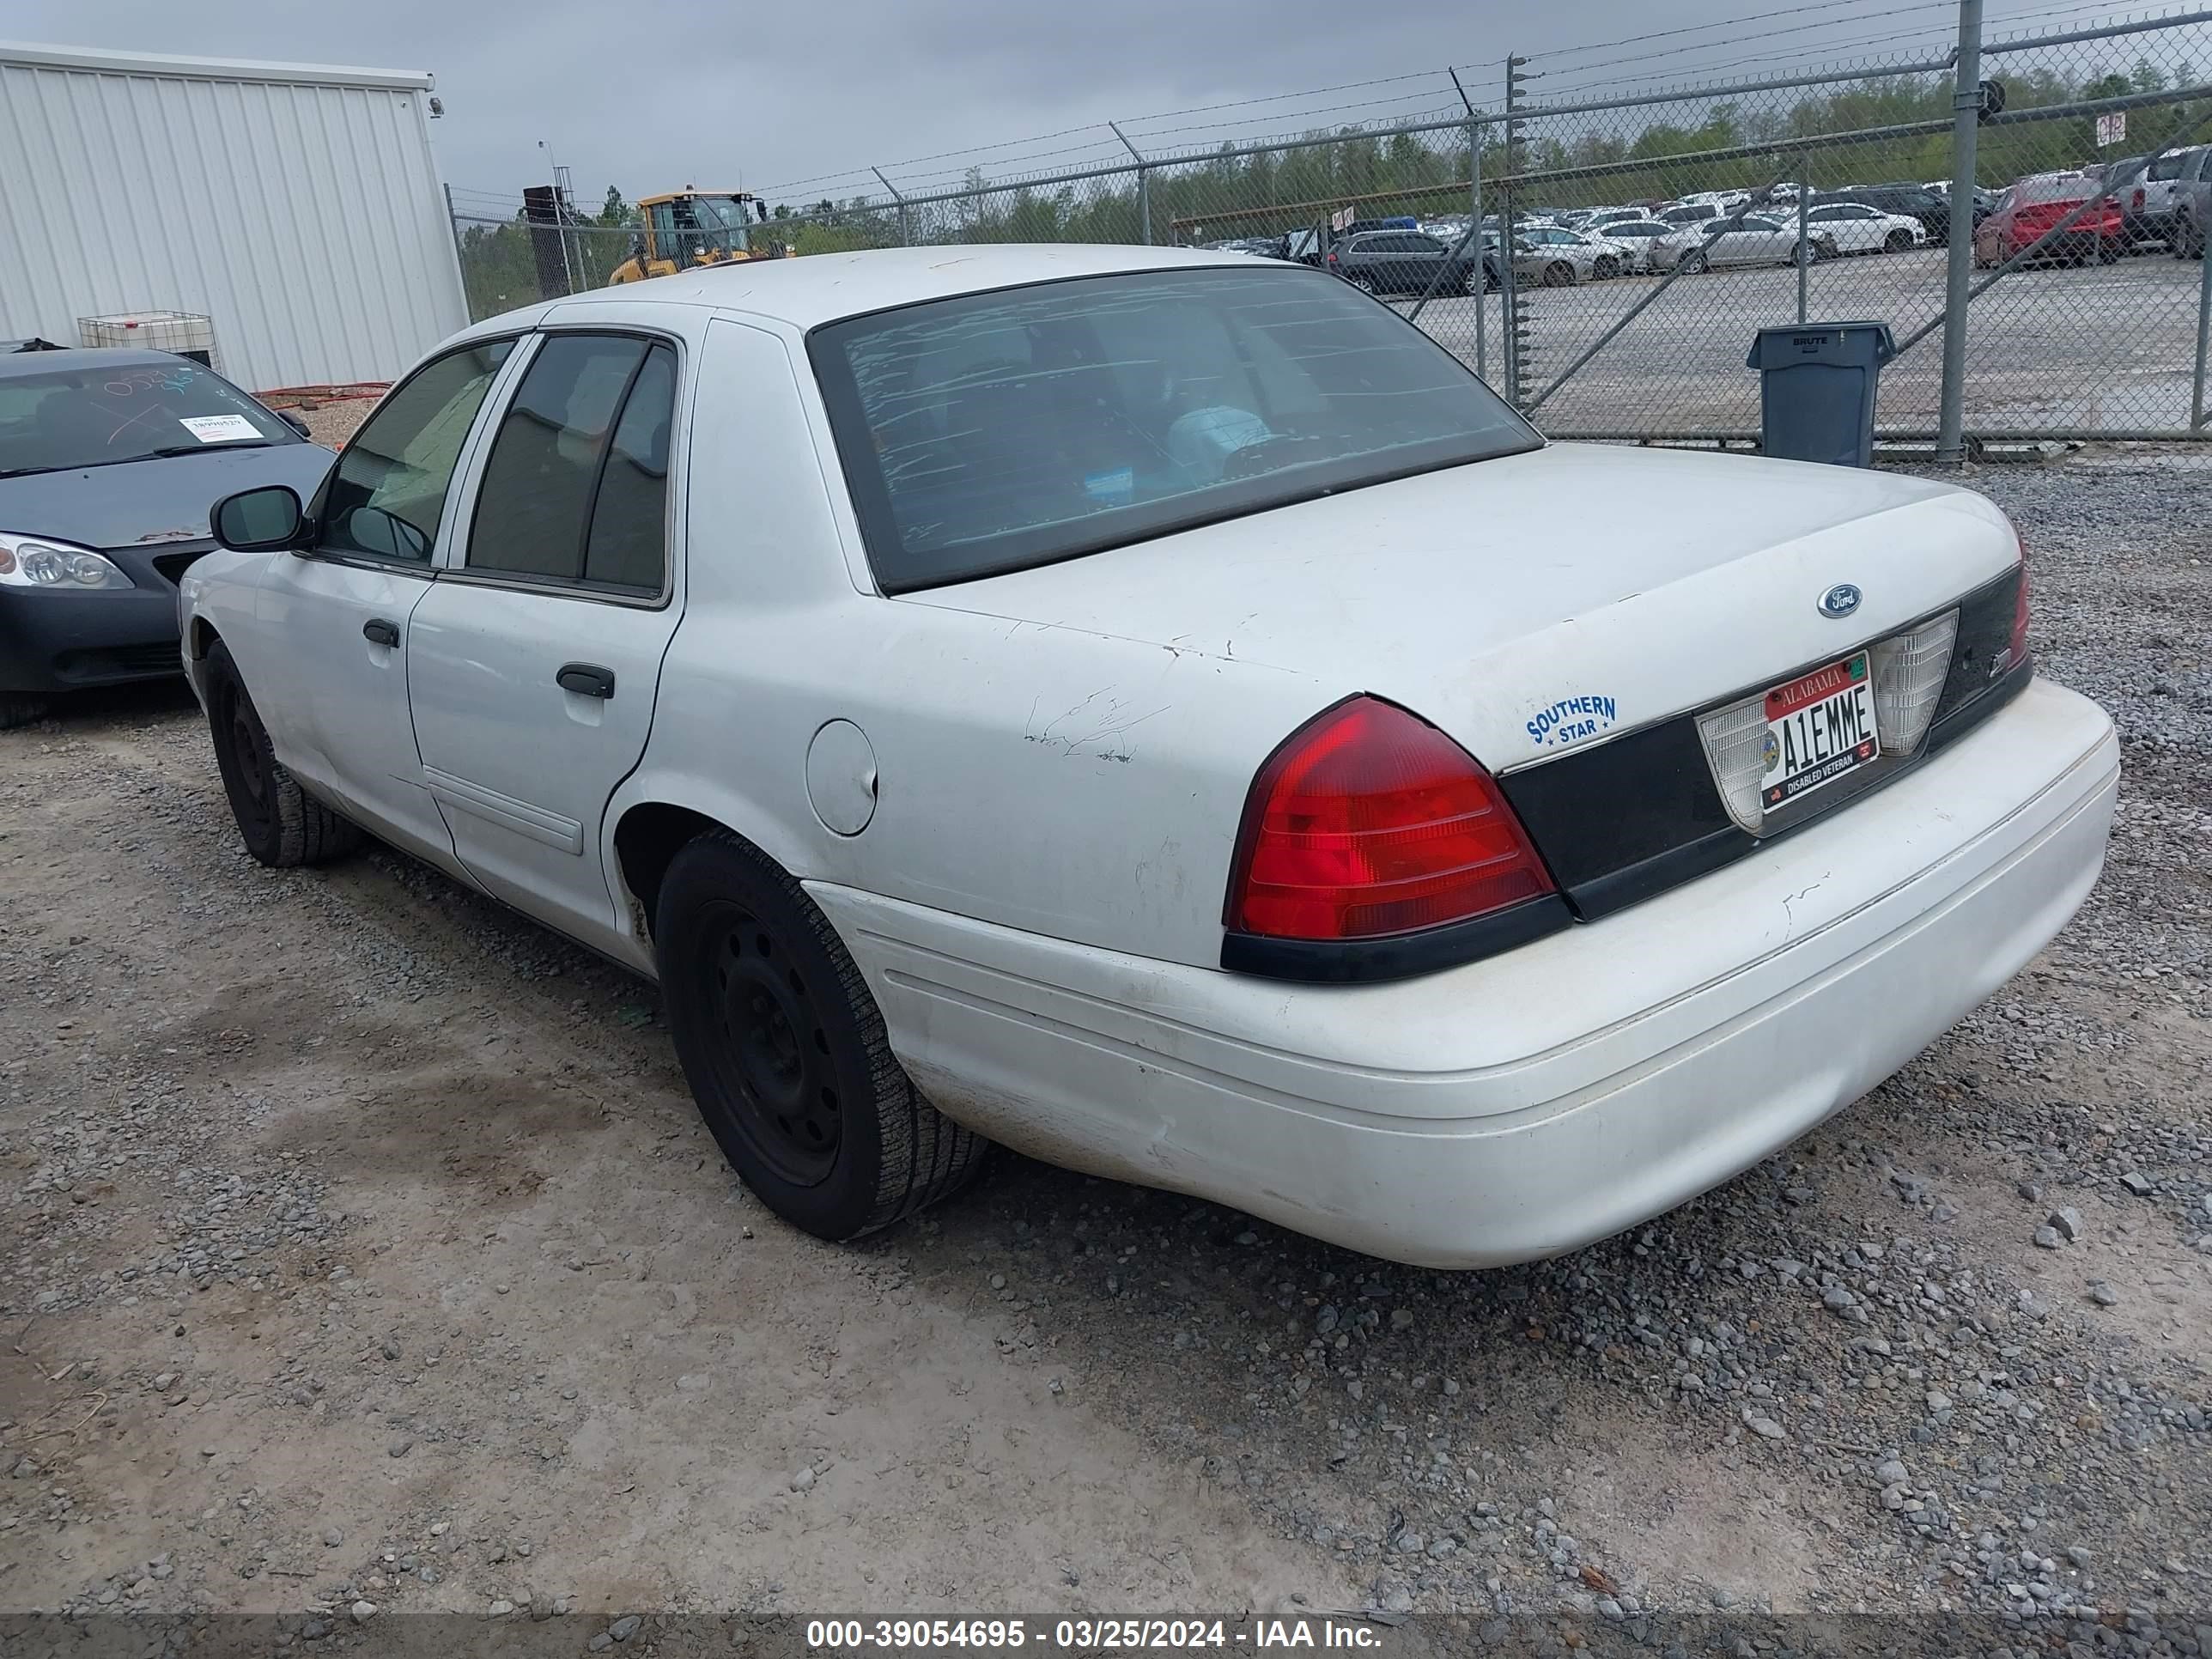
340;505;430;562
279;410;312;438
211;485;306;553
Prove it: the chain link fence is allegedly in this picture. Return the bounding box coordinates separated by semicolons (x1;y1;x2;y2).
450;7;2212;446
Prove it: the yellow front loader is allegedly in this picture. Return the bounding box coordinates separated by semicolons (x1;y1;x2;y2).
608;190;789;283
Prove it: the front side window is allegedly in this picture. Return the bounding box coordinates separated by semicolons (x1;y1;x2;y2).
319;339;513;563
466;333;676;593
0;358;300;479
810;265;1540;592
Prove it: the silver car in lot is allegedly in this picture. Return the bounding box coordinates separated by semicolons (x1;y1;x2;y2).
1512;226;1636;285
1657;214;1815;273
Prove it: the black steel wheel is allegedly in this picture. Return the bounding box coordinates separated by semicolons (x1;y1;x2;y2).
657;830;988;1241
203;641;360;867
696;897;842;1186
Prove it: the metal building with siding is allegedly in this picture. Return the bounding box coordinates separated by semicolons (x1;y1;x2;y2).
0;42;466;392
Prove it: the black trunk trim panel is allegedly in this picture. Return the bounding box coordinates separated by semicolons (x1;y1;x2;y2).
1218;566;2027;981
1219;893;1571;983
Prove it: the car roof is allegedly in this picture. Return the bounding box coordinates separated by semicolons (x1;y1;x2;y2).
492;244;1266;337
0;344;204;381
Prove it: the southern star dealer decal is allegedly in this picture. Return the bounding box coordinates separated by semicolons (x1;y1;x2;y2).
1526;693;1618;750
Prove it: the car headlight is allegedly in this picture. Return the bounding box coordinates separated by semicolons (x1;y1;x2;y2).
0;532;135;590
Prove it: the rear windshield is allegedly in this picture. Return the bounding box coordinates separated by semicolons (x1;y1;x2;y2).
0;357;298;478
808;266;1539;592
2009;175;2095;206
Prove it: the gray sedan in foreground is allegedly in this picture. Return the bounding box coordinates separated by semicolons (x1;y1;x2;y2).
0;344;334;727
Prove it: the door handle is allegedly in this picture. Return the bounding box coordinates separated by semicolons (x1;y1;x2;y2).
556;663;616;699
362;617;400;648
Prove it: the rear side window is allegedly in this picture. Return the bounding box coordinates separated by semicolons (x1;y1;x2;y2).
584;345;677;590
466;334;677;594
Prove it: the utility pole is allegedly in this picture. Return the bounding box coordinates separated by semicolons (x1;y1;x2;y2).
1936;0;1984;465
1499;56;1530;410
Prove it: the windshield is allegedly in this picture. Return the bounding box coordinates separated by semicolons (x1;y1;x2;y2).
809;265;1540;592
0;357;296;477
696;195;755;251
2011;174;2095;206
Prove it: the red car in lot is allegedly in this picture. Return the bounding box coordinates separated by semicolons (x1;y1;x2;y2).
1974;173;2127;266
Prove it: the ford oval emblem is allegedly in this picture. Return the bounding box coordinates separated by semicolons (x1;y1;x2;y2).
1819;582;1863;619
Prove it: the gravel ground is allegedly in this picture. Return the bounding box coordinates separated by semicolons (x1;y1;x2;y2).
1;450;2208;1650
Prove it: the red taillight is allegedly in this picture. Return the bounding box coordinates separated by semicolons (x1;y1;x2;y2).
2008;535;2032;670
1224;696;1554;942
1326;250;1339;264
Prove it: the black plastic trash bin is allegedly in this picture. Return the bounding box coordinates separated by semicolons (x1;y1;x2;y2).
1745;322;1897;467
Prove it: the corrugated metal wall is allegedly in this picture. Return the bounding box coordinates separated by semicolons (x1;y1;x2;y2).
0;45;468;392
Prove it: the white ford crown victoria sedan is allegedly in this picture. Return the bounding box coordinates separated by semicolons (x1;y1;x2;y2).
180;246;2118;1267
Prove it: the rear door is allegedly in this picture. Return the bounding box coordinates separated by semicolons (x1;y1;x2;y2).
404;324;687;945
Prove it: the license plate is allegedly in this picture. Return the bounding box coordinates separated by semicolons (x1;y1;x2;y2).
1760;653;1880;811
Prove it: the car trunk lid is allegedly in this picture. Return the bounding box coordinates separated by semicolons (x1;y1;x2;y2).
901;442;2020;774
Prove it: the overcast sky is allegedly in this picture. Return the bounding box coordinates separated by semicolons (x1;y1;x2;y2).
7;0;2139;207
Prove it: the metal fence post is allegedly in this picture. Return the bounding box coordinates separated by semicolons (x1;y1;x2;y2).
1796;168;1810;324
1447;68;1489;386
872;168;911;246
1499;55;1527;410
2195;242;2211;429
1936;0;1984;465
1473;119;1488;383
1109;123;1152;245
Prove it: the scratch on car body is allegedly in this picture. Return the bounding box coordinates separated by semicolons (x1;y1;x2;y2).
1781;871;1832;934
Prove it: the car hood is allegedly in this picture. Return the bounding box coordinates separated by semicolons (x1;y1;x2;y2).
903;442;2019;769
0;443;335;550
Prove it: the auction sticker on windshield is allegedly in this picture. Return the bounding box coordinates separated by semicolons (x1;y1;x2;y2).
178;414;262;443
1761;652;1879;810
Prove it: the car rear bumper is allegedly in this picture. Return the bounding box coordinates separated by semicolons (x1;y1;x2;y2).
811;678;2118;1267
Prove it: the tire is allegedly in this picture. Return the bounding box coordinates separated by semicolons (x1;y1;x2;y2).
1884;229;1912;253
1811;238;1838;262
0;694;48;731
2097;238;2123;265
1460;263;1484;295
656;830;988;1243
203;641;362;867
1348;272;1377;294
1678;249;1709;275
1541;261;1575;288
1593;256;1620;280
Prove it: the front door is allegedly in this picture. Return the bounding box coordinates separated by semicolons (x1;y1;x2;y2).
246;337;519;868
405;328;685;945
